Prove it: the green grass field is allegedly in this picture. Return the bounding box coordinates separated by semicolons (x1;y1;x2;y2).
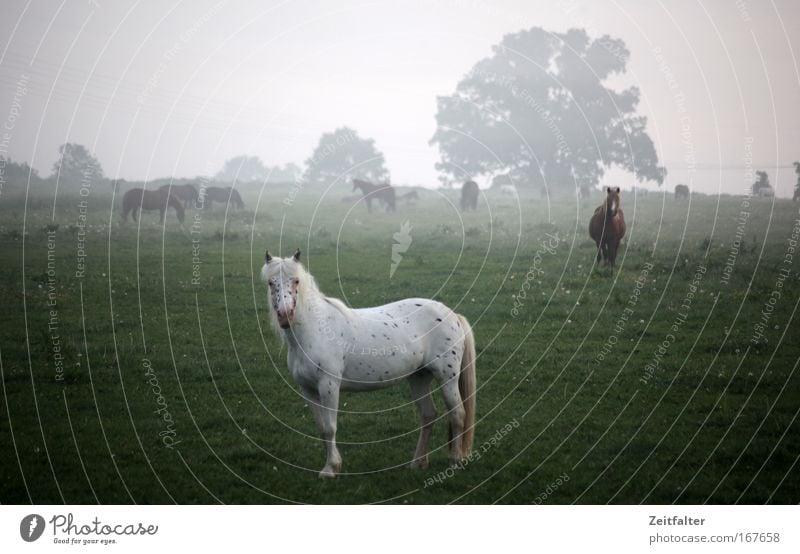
1;183;799;504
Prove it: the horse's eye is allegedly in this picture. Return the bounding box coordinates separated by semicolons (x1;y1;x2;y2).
292;278;300;286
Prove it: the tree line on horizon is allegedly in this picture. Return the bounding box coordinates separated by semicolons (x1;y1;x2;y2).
1;26;797;196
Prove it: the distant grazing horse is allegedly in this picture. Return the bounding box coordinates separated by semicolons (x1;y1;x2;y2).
500;184;518;196
398;190;419;204
757;186;774;198
675;184;689;200
352;179;396;212
203;186;244;210
262;249;476;477
159;183;198;208
122;188;185;224
461;180;479;211
589;187;626;266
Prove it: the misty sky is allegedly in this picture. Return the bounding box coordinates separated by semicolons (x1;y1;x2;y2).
0;0;798;195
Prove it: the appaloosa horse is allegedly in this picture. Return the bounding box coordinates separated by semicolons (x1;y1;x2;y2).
122;188;185;224
589;187;626;266
262;249;476;477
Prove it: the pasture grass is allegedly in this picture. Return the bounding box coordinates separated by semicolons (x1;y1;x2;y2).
1;184;798;504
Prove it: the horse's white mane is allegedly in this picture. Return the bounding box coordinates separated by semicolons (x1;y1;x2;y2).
261;256;352;338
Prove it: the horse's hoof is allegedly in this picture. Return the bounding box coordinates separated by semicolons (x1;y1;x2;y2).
409;458;429;470
319;464;340;479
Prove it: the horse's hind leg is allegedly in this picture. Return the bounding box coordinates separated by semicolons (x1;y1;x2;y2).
439;373;466;463
408;371;436;469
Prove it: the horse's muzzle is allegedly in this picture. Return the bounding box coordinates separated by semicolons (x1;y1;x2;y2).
277;308;294;329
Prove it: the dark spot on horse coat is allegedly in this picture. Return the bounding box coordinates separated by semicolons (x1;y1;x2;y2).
436;318;442;322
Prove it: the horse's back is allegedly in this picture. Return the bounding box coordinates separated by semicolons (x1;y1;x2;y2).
338;298;463;390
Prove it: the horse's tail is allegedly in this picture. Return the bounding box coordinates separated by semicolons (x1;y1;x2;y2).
457;314;476;457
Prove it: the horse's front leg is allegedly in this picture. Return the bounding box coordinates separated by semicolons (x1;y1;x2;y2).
317;377;343;478
609;239;619;266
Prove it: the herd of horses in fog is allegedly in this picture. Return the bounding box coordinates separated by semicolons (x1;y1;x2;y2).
120;175;793;268
120;184;244;224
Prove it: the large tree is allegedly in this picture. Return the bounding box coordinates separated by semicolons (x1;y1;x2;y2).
52;143;104;186
431;27;666;189
217;156;302;183
303;127;389;186
216;155;268;182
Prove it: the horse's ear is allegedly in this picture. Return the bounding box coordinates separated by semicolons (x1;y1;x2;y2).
265;250;272;263
615;187;620;193
606;187;612;193
292;248;301;262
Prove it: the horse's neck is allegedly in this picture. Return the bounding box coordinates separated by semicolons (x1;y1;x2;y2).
285;290;330;347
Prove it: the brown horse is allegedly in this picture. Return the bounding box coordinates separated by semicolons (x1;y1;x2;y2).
461;180;479;211
122;188;185;224
159;183;198;208
589;187;625;266
675;184;689;200
352;179;396;212
202;186;244;210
